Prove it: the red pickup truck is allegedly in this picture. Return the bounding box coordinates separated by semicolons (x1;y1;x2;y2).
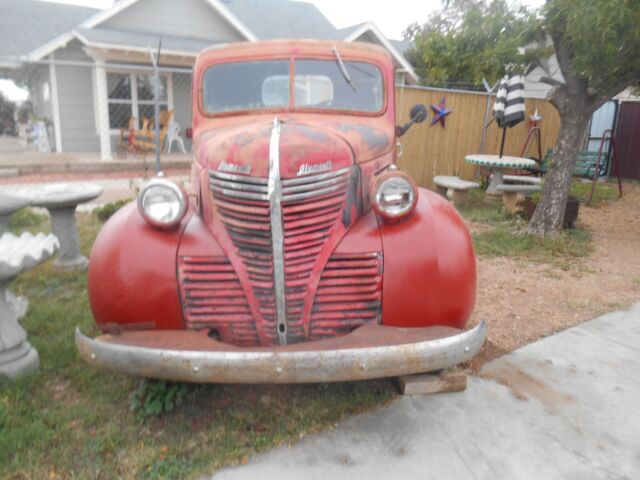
76;40;485;383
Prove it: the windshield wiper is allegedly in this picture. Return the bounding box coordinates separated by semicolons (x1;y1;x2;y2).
332;46;358;93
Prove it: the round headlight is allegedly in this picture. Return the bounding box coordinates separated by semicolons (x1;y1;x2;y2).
137;178;187;229
372;172;418;221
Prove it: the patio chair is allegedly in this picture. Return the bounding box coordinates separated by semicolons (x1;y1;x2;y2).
165;120;187;154
117;110;174;156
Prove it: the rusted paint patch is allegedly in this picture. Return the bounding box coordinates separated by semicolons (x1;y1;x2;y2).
342;165;363;227
338;124;389;149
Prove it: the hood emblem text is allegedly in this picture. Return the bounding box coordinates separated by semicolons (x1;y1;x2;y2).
297;161;333;176
219;161;251;175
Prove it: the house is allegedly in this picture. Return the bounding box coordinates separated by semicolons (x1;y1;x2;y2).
0;0;417;160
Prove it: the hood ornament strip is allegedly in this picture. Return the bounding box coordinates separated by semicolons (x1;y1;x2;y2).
268;117;288;346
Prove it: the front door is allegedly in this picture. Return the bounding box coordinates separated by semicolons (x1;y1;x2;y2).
615;102;640;181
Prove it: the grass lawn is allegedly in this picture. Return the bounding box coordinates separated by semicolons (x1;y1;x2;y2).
1;210;395;480
457;182;600;266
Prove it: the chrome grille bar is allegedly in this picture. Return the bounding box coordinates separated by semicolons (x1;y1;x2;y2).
268;118;288;346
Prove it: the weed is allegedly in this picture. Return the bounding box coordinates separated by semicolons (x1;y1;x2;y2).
130;379;189;418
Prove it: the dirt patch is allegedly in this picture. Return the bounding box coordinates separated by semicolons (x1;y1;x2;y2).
467;182;640;371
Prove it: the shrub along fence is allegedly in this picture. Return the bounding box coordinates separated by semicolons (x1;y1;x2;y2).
395;85;561;189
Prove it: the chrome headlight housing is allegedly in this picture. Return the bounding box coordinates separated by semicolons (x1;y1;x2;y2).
137;178;187;229
371;171;418;222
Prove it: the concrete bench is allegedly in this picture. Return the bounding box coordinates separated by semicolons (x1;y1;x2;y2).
502;175;542;186
433;176;480;205
497;184;542;213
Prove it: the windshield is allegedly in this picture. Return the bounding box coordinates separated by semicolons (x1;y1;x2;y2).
202;58;384;114
202;60;290;113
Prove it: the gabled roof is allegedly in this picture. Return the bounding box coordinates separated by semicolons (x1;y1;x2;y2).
74;28;214;58
0;0;97;59
223;0;337;40
341;22;418;83
79;0;257;42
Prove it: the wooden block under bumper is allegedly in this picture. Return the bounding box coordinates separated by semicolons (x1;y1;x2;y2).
398;369;467;395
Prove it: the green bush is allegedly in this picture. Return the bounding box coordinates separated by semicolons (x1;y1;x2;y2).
94;199;131;222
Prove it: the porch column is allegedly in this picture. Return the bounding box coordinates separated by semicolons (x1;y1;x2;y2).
92;56;112;161
48;53;63;153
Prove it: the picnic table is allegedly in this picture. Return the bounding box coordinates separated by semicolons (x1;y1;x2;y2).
464;154;537;195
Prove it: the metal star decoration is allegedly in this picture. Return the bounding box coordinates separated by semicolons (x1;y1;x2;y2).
430;96;452;128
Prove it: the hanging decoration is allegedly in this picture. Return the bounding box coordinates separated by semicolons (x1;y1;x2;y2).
430;97;452;128
528;108;542;128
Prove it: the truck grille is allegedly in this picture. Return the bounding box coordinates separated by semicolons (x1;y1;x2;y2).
178;252;382;346
309;252;383;339
178;256;260;346
204;167;378;346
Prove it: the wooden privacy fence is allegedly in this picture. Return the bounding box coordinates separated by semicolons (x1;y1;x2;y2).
395;85;561;188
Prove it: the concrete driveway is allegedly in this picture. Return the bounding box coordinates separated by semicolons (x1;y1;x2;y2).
210;302;640;480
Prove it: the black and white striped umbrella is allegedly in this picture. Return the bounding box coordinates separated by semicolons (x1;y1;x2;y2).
493;74;525;128
493;73;525;157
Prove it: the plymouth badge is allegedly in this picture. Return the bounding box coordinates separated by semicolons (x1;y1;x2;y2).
297;161;333;176
219;161;251;175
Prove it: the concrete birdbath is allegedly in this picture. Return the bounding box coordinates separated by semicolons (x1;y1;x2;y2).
6;183;103;269
0;232;59;380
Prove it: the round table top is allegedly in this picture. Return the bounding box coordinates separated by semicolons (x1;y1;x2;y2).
5;182;103;209
465;154;537;169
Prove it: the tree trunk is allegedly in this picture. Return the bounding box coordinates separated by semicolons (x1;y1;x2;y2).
526;99;592;237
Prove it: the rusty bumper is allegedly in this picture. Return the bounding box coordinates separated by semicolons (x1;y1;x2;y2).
75;321;487;383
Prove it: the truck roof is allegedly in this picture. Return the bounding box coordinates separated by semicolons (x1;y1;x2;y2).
196;39;393;66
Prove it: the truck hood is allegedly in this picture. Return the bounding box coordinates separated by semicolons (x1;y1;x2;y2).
194;119;391;179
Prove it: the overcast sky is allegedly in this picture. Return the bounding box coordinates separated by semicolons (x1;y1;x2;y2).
41;0;546;40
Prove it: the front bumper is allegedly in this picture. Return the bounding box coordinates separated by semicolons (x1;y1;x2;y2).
75;321;487;383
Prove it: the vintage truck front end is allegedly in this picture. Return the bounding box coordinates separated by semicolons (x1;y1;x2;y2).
76;40;486;383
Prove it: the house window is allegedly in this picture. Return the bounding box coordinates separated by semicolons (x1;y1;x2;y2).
107;72;170;130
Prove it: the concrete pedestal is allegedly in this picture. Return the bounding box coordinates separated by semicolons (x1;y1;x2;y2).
50;206;87;268
0;232;59;380
0;280;39;380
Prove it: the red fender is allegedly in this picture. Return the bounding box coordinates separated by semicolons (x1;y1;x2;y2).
87;202;190;332
380;188;476;329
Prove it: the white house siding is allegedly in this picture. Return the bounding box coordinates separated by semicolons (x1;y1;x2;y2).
524;55;563;99
172;72;193;151
102;0;245;42
54;41;100;151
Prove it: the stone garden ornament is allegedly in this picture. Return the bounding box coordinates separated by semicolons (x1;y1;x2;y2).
0;232;59;379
